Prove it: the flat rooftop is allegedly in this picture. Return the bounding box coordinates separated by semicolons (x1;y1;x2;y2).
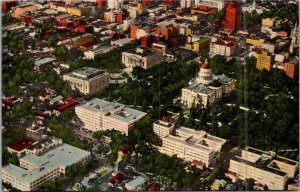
77;98;147;124
3;143;90;183
232;156;287;177
65;67;108;80
164;135;211;152
35;58;55;67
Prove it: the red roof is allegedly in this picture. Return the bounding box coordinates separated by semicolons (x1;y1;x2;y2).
108;173;124;185
226;170;237;177
3;96;16;106
161;117;173;123
8;139;34;152
79;40;98;49
201;63;210;69
55;98;78;112
118;144;135;155
192;160;205;168
148;183;160;191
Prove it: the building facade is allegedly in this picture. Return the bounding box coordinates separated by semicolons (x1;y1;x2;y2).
63;67;110;95
229;147;298;190
122;47;164;69
256;51;275;71
158;126;226;167
71;33;94;47
75;98;147;135
221;1;241;31
2;143;91;191
153;117;176;138
181;60;236;108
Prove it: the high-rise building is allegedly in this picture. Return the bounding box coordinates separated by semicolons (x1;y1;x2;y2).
256;50;275;71
221;1;241;31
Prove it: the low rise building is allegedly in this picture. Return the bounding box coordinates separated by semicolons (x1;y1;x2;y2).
125;176;147;190
122;47;164;69
185;36;211;53
228;147;298;190
84;46;113;60
71;33;94;48
181;59;236;108
12;4;37;18
2;143;91;191
75;98;147;135
158;126;226;167
63;67;110;95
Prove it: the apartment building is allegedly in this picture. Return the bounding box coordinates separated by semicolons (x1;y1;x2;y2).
158;126;226;167
122;47;164;70
181;59;236;108
229;147;298;190
274;57;299;79
2;143;91;191
256;50;275;71
185;36;211;53
71;33;94;47
210;34;238;57
153;117;176;138
75;98;147;135
63;67;110;95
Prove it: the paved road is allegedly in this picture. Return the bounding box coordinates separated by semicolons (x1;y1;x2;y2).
220;146;242;170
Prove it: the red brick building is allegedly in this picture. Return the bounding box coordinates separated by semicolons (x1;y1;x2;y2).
221;1;241;31
2;1;17;12
284;59;299;79
96;0;106;8
156;25;179;41
21;15;32;24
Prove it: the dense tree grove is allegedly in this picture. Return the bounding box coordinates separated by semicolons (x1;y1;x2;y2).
242;3;299;27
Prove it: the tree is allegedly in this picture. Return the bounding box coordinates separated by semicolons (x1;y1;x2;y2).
53;46;69;61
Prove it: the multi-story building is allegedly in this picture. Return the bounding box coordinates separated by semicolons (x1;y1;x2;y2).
246;37;265;47
108;0;125;10
229;147;298;190
210;33;238;57
75;98;147;135
221;1;241;31
66;7;92;16
2;143;91;191
84;46;113;60
122;47;164;70
290;23;299;54
63;67;110;95
256;50;275;71
153;117;176;138
156;20;179;41
180;0;194;8
195;0;227;10
158;126;226;167
181;59;236;108
12;4;37;18
274;57;299;79
71;33;94;47
185;36;211;53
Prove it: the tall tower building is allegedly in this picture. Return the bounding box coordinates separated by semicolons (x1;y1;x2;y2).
289;22;299;54
221;1;241;31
